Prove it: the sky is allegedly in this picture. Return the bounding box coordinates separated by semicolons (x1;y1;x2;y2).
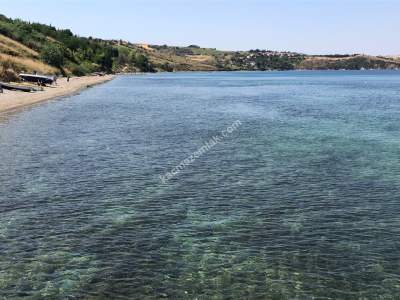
1;0;399;55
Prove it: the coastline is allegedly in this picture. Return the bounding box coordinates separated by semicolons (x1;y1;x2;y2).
0;75;115;113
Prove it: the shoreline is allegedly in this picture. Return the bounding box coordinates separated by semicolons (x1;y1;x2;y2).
0;75;115;113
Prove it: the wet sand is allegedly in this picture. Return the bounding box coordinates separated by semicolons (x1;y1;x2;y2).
0;75;114;113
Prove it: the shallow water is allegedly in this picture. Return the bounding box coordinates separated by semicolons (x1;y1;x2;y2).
1;71;400;299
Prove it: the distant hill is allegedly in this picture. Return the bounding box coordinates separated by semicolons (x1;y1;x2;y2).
298;55;400;70
1;14;400;81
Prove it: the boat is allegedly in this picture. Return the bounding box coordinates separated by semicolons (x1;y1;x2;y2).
0;82;34;92
19;73;54;85
92;72;106;76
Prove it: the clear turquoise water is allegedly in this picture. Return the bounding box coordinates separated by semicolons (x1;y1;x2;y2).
1;71;400;299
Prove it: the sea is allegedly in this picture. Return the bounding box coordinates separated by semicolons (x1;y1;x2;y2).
1;71;400;299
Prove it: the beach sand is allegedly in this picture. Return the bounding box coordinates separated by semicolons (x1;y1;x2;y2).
0;75;114;113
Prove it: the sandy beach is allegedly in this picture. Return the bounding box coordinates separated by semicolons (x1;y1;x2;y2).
0;75;114;113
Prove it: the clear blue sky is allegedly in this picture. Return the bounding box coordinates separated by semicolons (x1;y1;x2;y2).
1;0;399;55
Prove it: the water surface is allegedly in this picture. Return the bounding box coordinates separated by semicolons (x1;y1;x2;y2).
1;71;400;299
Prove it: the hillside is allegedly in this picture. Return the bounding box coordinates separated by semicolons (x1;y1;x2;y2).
140;46;400;72
1;14;400;81
298;54;400;70
0;14;155;80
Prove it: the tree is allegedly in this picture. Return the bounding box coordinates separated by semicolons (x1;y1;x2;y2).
134;53;154;72
160;62;174;72
41;43;65;67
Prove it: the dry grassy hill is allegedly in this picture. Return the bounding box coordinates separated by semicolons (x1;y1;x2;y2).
0;34;57;81
142;45;219;71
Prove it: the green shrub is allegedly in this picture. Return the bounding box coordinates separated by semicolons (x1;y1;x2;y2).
41;43;65;67
134;53;154;72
